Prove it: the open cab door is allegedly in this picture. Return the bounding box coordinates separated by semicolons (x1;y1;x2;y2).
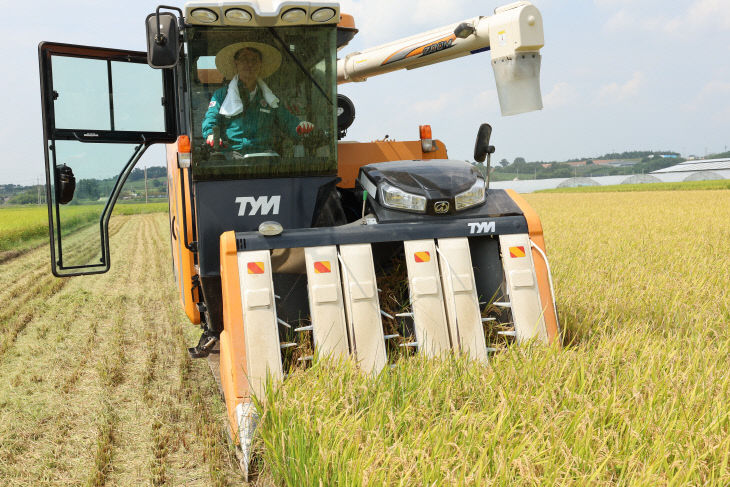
39;42;177;276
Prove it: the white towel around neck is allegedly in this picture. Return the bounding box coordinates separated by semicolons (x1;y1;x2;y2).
218;74;280;117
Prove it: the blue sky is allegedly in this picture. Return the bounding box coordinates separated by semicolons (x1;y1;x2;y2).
1;0;728;185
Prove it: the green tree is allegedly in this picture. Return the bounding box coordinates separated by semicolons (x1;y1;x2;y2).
76;179;101;201
7;190;37;204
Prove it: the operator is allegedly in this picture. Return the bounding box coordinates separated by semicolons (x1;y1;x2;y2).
202;41;314;154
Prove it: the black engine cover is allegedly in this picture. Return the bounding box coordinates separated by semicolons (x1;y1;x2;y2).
359;159;484;216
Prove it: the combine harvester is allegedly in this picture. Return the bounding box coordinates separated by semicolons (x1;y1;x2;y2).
39;0;559;477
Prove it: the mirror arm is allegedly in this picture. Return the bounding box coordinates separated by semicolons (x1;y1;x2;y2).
486;152;491;191
155;5;184;45
486;145;496;190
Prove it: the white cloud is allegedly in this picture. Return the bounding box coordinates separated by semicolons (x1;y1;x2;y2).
682;80;730;112
603;8;634;31
698;80;730;97
473;89;499;111
411;92;457;115
683;0;730;31
593;0;638;6
597;71;645;103
339;0;473;44
543;82;578;108
601;0;730;34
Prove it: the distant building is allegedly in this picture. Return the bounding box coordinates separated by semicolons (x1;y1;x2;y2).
557;177;600;188
650;157;730;182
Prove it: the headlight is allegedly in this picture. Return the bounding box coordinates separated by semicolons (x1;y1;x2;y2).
455;178;486;210
190;8;218;23
311;7;336;22
380;182;427;213
225;8;252;23
281;8;306;23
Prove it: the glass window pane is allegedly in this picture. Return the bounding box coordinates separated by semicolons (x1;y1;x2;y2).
187;25;337;180
52;56;111;130
112;61;166;132
51;141;139;273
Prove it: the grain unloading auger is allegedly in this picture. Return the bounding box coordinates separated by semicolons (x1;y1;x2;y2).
37;0;558;479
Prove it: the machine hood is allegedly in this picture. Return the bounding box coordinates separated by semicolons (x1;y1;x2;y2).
358;159;487;216
359;160;480;198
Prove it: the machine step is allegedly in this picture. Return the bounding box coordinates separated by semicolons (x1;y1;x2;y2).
338;244;387;374
304;246;350;360
498;234;549;344
436;238;488;362
237;249;284;399
403;240;452;356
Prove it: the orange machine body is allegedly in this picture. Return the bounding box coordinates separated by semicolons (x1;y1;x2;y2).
168;138;448;328
337;139;447;188
505;189;559;344
219;231;248;442
166;143;201;325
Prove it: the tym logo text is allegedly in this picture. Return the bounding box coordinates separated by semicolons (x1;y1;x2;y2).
468;221;496;234
235;196;281;216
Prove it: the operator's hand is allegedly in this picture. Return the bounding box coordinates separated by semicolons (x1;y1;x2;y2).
206;134;225;148
296;121;314;135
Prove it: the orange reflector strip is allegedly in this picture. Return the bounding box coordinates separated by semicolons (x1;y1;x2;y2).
509;246;526;258
177;135;191;153
414;251;431;263
314;261;331;273
247;262;265;274
419;124;432;140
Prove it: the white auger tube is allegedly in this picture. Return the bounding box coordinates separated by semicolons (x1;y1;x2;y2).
336;1;544;116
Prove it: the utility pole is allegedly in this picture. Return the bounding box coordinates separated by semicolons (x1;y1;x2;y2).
144;166;148;204
37;177;40;205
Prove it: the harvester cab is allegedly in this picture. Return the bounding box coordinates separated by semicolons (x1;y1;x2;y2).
39;0;559;478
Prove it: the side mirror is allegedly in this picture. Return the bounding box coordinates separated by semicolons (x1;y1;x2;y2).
56;164;76;204
146;12;180;69
336;94;356;140
474;123;495;163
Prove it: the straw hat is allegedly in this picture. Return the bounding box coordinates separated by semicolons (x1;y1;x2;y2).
215;42;282;79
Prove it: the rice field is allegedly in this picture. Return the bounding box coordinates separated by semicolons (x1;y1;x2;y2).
0;203;168;254
0;214;240;486
0;190;728;486
257;190;730;486
538;178;730;193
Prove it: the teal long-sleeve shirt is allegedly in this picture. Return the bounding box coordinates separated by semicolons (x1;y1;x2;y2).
201;84;300;152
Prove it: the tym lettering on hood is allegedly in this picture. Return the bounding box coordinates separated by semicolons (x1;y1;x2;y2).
236;196;281;216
